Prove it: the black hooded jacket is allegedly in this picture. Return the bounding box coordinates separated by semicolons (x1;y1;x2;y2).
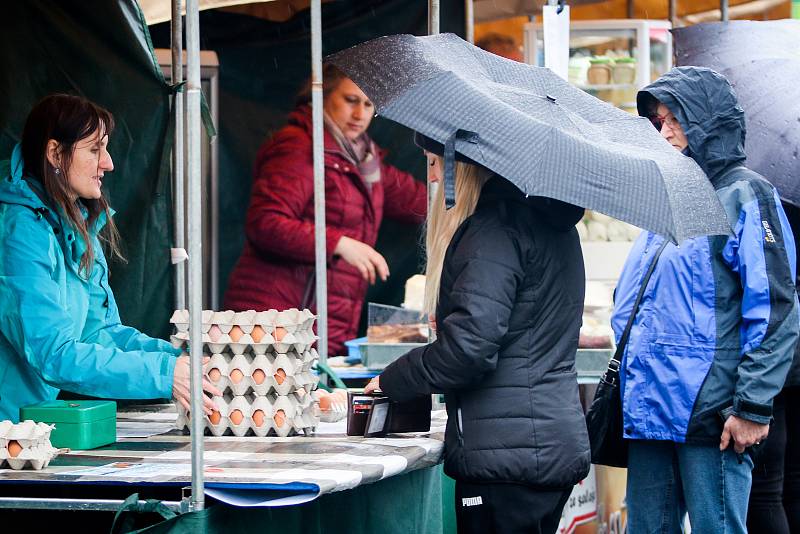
381;175;591;489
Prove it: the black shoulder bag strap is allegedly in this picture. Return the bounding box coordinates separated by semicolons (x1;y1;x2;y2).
604;238;669;385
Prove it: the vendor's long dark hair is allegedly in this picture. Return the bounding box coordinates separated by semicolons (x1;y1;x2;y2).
21;94;123;278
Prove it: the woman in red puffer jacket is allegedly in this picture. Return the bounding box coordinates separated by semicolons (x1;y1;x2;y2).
224;65;427;355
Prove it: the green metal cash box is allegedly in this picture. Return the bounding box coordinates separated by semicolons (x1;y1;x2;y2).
20;400;117;449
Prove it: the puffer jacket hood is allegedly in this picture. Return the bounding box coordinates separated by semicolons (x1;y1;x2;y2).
637;66;747;181
478;175;585;232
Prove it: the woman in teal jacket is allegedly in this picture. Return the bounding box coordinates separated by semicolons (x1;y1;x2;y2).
0;94;220;422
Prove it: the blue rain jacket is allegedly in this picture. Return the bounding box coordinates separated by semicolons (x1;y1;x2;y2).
0;145;179;422
612;67;800;444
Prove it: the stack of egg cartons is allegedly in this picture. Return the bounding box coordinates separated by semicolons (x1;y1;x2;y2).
0;420;58;470
170;308;320;437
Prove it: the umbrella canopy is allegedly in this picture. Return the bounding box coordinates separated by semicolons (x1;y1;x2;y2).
674;20;800;208
329;33;730;243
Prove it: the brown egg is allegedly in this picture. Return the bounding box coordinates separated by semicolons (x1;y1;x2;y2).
208;368;222;382
229;325;244;342
229;409;244;426
252;410;265;427
274;368;287;385
274;326;287;341
7;440;22;458
318;394;332;411
230;368;244;384
252;368;266;385
274;409;286;427
251;325;266;343
207;325;223;342
209;411;221;425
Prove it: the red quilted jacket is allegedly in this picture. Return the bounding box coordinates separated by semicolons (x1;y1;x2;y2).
223;105;427;355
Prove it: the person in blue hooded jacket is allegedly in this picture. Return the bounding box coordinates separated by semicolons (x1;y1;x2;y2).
0;94;221;422
611;67;799;533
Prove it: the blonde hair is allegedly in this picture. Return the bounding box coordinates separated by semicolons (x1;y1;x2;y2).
423;158;492;316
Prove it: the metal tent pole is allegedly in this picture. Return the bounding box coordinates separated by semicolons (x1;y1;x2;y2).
184;0;205;512
172;0;186;311
311;0;327;364
465;0;474;43
721;0;729;21
428;0;440;35
427;0;440;237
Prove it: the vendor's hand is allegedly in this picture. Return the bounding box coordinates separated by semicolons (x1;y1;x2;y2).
172;355;223;415
364;376;381;394
334;236;389;285
720;415;769;454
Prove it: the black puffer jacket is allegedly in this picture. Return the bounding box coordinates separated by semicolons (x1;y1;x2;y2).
381;175;590;489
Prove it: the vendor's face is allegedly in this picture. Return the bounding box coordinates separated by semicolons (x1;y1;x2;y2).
424;151;443;183
69;129;113;200
653;103;688;152
324;78;374;141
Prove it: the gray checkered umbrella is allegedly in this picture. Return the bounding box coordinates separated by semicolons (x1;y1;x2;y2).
328;33;731;243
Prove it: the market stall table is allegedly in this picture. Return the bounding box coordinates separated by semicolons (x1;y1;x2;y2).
0;405;446;533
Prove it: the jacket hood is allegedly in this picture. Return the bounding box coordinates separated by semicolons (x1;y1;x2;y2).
479;175;584;231
0;144;49;211
637;66;746;181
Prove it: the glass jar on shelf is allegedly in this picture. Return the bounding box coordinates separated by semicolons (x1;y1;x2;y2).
587;57;613;85
612;57;637;85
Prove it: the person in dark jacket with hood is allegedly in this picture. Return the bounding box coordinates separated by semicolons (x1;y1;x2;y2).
612;66;799;533
748;201;800;534
365;138;591;534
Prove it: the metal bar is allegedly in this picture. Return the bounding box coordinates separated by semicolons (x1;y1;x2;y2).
721;0;729;21
428;0;440;35
210;69;220;310
311;0;327;365
184;0;205;512
171;0;186;310
669;0;677;28
627;0;634;18
426;0;440;260
465;0;474;43
0;497;183;513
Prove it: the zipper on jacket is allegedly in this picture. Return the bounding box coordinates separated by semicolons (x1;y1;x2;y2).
456;407;464;446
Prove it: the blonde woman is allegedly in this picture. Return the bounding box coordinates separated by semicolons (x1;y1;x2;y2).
366;134;590;534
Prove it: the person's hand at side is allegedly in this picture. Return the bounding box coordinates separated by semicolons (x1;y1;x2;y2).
364;375;381;394
334;236;389;285
172;355;223;414
720;415;770;453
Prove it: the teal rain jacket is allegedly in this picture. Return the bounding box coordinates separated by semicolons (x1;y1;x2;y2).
0;145;179;422
612;67;800;444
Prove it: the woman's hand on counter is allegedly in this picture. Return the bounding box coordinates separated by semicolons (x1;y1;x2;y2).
334;236;389;285
364;376;381;394
172;355;223;414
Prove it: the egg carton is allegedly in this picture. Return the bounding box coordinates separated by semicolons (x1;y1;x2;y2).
176;392;318;438
0;420;59;470
200;349;319;396
170;329;318;356
170;309;316;335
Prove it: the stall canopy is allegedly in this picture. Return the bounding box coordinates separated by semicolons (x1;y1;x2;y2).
0;0;464;341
